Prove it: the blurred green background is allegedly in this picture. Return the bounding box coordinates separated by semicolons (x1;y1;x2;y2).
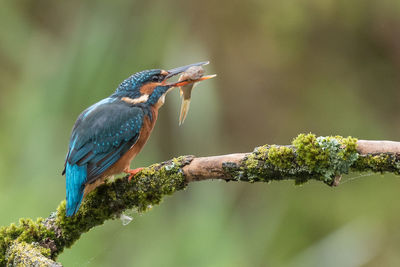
1;0;400;266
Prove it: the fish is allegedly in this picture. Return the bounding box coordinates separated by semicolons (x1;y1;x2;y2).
177;65;216;125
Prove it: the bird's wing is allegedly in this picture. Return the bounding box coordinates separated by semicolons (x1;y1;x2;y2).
64;99;144;184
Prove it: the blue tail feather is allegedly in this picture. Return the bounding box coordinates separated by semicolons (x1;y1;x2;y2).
66;163;87;216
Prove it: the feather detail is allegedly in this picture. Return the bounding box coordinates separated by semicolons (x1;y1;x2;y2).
66;163;87;216
63;99;148;215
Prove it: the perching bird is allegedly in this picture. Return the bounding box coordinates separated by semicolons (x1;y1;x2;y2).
62;62;212;216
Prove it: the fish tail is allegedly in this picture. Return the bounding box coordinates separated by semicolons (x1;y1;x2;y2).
65;163;87;216
179;99;191;125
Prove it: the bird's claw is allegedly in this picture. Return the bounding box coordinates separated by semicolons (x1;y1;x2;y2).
125;167;144;181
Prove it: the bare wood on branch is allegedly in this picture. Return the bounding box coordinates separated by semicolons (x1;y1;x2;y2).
1;134;400;266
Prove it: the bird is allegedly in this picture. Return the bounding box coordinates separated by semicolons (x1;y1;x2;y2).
62;61;212;216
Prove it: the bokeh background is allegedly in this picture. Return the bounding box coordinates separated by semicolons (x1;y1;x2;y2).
1;0;400;266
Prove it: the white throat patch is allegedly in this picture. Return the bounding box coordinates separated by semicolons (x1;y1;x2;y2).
122;94;149;105
154;93;167;109
159;94;166;105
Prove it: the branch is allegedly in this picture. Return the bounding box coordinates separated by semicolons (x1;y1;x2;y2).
1;134;400;266
5;241;62;267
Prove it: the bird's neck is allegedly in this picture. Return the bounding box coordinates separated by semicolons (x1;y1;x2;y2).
153;93;166;109
111;90;141;100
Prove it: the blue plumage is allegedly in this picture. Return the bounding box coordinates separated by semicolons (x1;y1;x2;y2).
64;100;146;215
63;62;208;216
65;163;87;216
115;69;161;96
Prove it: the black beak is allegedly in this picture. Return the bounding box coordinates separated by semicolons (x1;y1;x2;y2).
166;61;209;79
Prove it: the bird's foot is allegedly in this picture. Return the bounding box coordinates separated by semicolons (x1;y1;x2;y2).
125;168;144;181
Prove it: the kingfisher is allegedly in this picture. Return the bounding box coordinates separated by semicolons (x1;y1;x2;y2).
62;61;214;216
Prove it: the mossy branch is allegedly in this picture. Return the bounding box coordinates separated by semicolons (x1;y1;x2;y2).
1;133;400;266
5;241;62;267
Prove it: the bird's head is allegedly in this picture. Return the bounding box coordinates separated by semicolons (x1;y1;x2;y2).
112;61;212;108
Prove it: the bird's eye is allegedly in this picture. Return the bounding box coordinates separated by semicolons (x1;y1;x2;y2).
151;75;162;82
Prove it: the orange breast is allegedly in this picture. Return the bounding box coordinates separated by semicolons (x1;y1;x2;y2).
84;107;159;196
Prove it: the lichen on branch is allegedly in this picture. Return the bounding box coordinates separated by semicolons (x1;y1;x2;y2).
223;133;359;185
6;241;61;267
1;133;400;266
56;156;191;249
0;156;192;266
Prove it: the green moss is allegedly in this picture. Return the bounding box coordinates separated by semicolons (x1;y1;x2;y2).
268;145;296;169
5;135;400;264
55;156;191;249
0;156;193;264
353;153;400;174
237;143;312;184
292;134;359;183
6;241;53;266
227;134;359;185
4;134;400;266
293;133;324;170
0;218;55;265
244;153;260;170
